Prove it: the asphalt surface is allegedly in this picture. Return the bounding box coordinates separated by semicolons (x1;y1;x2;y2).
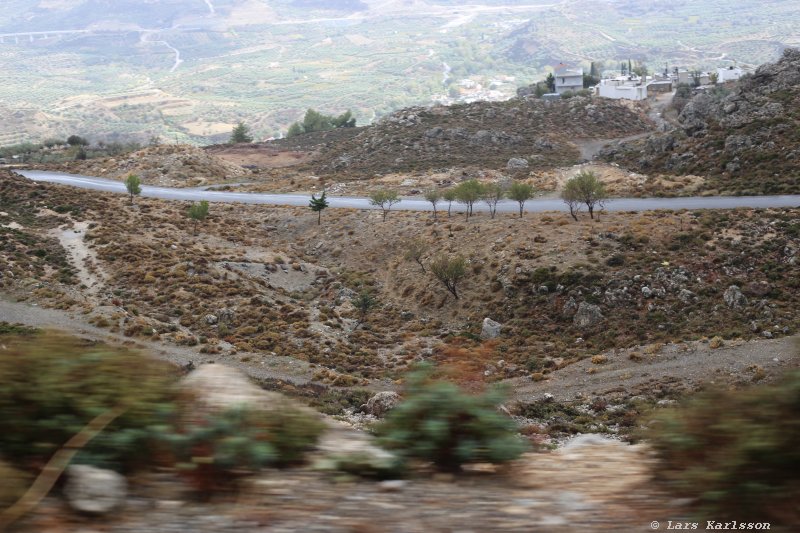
16;170;800;213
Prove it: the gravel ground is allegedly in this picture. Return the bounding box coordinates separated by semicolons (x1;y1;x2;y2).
509;336;800;403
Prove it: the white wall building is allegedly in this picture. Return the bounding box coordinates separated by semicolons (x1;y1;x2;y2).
597;76;648;101
554;63;583;94
717;66;744;83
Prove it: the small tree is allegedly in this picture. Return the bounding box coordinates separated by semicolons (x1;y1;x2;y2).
369;189;401;222
229;122;253;144
66;135;89;147
309;191;329;226
545;72;555;93
481;183;504;219
430;255;466;299
443;189;457;218
423;188;441;220
404;239;428;273
125;174;141;205
352;291;376;329
187;200;209;235
561;179;582;221
287;122;304;138
507;182;534;218
568;170;607;219
454;179;483;221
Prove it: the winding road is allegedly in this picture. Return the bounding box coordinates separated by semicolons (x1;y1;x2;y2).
16;170;800;213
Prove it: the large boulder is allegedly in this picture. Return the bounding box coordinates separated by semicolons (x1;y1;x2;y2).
507;157;529;169
363;391;401;417
573;302;604;329
64;465;127;515
481;317;503;339
723;285;748;309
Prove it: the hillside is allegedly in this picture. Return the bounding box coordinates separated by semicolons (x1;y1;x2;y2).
42;96;653;189
3;169;798;389
38;144;248;187
601;48;800;195
310;97;652;178
209;96;653;184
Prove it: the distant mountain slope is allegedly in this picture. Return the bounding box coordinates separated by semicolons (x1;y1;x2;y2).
601;48;800;195
0;1;212;32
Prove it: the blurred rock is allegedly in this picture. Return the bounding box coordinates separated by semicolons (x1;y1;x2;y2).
64;464;127;514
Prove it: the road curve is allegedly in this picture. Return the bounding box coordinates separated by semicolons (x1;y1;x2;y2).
15;170;800;214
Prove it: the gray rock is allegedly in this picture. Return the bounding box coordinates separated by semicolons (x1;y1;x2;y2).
724;134;753;154
507;157;529;169
561;296;578;317
723;285;748;309
573;302;603;329
364;391;401;417
64;465;127;514
204;314;218;325
678;289;696;303
481;317;503;339
217;308;236;324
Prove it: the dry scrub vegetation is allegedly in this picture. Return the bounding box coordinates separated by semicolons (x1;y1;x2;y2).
2;170;799;387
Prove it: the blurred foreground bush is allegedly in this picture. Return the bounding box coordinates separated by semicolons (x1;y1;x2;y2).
375;364;527;472
0;331;177;472
649;370;800;523
157;405;324;494
0;459;32;507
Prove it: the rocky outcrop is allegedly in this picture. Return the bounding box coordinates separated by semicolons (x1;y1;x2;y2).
601;48;800;194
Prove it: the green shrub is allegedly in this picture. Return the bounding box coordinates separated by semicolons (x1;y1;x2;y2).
649;370;800;523
0;332;178;472
375;365;527;472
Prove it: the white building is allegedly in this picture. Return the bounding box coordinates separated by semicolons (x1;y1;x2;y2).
597;76;648;101
717;66;744;83
554;63;583;94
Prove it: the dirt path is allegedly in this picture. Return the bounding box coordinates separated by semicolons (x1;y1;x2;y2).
508;336;800;403
52;220;108;301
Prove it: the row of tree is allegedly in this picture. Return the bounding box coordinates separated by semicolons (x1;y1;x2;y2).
124;170;606;235
307;173;605;225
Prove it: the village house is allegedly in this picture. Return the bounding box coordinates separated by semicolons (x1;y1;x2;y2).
717;65;744;83
554;63;583;94
596;75;648;100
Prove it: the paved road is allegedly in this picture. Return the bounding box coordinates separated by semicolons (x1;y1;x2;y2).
16;170;800;213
